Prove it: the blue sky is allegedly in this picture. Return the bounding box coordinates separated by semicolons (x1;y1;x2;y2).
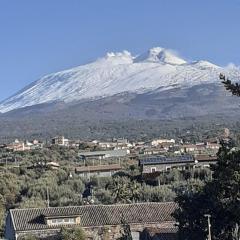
0;0;240;101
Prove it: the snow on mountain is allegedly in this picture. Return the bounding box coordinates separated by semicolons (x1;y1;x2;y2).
0;47;238;113
134;47;187;65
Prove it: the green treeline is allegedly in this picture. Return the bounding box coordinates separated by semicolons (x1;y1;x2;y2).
0;146;211;236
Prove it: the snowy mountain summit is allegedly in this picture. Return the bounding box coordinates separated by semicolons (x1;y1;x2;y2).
0;47;239;113
134;47;187;64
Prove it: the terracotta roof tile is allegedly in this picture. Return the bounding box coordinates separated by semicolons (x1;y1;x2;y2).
10;202;177;232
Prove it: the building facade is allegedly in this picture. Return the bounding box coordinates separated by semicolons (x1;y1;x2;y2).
140;155;194;173
139;155;217;174
51;136;69;147
75;164;122;178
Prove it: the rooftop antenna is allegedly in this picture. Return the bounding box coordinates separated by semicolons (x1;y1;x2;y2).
5;158;7;171
204;214;212;240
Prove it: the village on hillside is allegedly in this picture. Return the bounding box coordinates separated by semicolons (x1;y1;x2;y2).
1;132;225;176
1;1;240;239
0;128;231;240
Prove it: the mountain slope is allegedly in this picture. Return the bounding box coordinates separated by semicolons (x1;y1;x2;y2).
1;82;240;142
1;47;239;113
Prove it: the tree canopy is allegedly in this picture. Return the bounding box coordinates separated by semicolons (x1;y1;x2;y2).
59;227;86;240
220;73;240;97
174;140;240;239
174;75;240;239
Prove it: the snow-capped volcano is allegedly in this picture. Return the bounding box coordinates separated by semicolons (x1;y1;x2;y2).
134;47;187;64
0;47;239;113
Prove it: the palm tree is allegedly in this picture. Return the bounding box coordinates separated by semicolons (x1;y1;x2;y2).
130;181;141;203
111;177;131;203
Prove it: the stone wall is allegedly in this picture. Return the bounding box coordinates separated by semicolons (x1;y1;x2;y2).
16;221;176;240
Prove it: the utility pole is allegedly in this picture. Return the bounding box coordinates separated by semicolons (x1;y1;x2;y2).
46;187;50;208
88;166;90;181
204;214;212;240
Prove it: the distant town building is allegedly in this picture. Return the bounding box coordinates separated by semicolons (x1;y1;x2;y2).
97;138;131;150
75;164;122;178
194;154;217;168
25;140;44;150
180;144;198;154
6;139;27;152
140;155;194;173
143;148;167;155
52;136;69;146
223;128;230;138
98;142;116;149
115;138;129;144
151;139;175;146
31;161;60;170
79;149;130;160
46;161;60;170
139;154;217;174
5;139;43;152
205;142;220;151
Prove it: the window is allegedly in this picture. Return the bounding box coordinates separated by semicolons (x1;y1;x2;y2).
50;218;76;225
57;219;64;224
166;166;171;171
151;167;157;173
69;218;75;223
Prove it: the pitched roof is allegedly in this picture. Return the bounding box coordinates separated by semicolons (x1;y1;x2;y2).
194;155;217;162
75;164;122;173
139;155;193;165
10;202;177;232
79;149;128;157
